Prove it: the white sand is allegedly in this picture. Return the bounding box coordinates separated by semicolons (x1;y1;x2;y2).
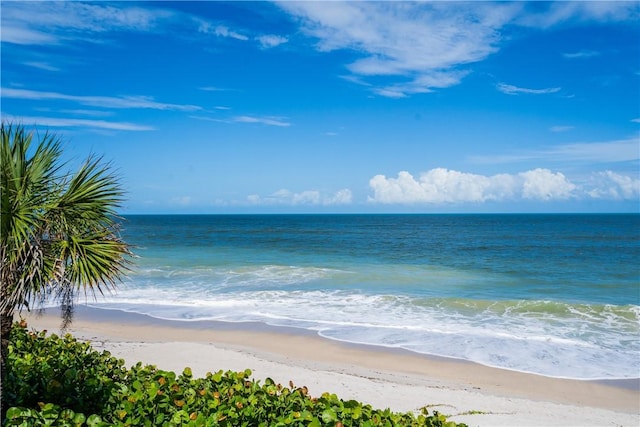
21;308;640;427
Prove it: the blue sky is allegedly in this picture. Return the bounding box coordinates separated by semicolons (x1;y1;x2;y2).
2;1;639;213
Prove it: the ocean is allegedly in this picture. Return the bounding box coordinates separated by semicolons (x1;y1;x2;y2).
89;214;639;380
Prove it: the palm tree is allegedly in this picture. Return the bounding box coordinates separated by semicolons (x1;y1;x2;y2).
1;123;132;403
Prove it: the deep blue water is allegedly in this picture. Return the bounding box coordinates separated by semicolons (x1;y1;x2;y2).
88;214;639;379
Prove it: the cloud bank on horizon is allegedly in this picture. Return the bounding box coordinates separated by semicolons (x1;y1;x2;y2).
1;1;638;213
369;168;639;204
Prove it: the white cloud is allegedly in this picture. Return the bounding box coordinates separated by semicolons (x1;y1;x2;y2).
0;26;58;45
1;1;174;45
291;190;321;205
248;189;352;206
3;114;154;131
278;2;638;98
3;1;296;57
256;34;288;48
325;189;353;205
233;115;291;127
2;87;200;111
497;83;561;95
198;23;248;41
516;2;640;29
587;171;640;200
372;70;470;97
632;118;640;123
277;2;518;97
368;168;578;204
192;114;290;127
519;169;576;200
563;50;600;59
338;75;372;87
216;26;248;41
199;86;228;92
23;61;60;72
57;109;114;117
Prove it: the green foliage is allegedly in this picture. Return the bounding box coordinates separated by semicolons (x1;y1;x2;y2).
4;324;467;427
0;122;131;324
3;325;127;416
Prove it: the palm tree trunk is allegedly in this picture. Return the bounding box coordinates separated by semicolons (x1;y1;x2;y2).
1;310;13;364
1;310;14;421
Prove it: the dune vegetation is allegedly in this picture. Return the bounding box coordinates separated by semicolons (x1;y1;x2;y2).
3;323;466;426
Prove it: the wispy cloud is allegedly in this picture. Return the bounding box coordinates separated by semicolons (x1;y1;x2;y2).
563;50;601;59
256;34;288;49
470;137;640;165
190;116;225;124
191;114;291;127
497;83;561;95
23;61;60;71
233;115;291;127
632;118;640;123
199;22;248;41
3;114;154;131
199;86;229;92
2;0;285;62
2;87;201;111
277;2;516;98
57;109;114;117
247;188;352;206
516;2;640;29
1;1;175;45
338;75;372;87
277;2;638;98
1;26;58;45
378;71;471;97
368;168;639;205
544;138;640;163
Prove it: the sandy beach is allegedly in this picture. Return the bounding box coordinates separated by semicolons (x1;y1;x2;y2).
18;306;640;427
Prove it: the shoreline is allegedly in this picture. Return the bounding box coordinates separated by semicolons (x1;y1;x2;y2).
18;305;640;426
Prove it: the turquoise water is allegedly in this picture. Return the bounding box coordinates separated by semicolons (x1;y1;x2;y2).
90;214;639;379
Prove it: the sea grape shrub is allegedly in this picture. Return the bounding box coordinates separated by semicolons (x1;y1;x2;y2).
3;324;127;416
4;324;467;427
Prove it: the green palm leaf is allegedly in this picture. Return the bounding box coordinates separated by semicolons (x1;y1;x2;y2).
1;122;132;365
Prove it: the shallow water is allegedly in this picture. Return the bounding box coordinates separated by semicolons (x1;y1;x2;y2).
86;214;639;379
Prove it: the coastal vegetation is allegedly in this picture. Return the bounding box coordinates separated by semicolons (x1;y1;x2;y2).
3;324;466;426
0;123;131;416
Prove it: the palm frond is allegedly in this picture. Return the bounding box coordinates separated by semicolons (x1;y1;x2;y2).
1;123;63;252
58;230;131;296
1;122;132;323
55;155;124;222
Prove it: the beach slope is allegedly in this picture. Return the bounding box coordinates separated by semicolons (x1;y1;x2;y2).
19;307;640;427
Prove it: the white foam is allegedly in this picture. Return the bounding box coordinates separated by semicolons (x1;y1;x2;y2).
86;286;640;379
64;261;640;380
